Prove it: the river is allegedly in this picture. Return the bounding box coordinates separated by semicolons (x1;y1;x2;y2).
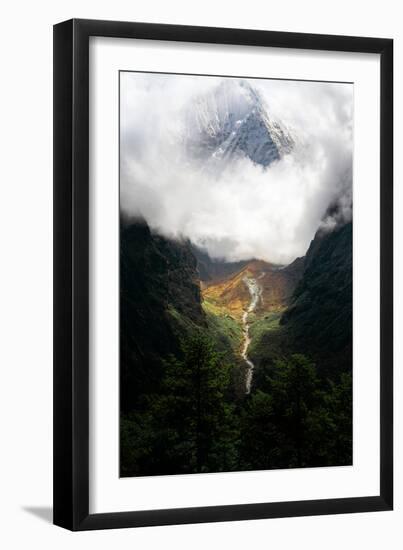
241;275;262;394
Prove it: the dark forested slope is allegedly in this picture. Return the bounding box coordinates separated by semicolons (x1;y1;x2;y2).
250;222;352;382
281;221;353;377
120;220;205;412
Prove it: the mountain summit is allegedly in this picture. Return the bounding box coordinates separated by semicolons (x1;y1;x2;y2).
184;79;295;167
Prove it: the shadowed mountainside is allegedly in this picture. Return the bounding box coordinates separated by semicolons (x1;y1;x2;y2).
250;222;352;382
281;221;353;377
120;220;205;412
120;220;249;411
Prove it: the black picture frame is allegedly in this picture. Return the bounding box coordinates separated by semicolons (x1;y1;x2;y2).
53;18;393;531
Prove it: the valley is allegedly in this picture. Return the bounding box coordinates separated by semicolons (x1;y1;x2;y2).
200;258;303;392
120;220;353;476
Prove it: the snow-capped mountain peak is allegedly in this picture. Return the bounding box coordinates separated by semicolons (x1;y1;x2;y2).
183;79;295;167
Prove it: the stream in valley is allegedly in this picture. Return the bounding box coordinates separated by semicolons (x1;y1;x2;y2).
241;275;262;393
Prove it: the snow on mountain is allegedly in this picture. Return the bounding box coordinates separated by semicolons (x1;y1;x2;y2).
183;79;295;168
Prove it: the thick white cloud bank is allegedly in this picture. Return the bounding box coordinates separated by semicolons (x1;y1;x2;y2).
120;72;353;265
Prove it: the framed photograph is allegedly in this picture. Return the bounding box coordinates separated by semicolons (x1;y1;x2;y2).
53;19;393;530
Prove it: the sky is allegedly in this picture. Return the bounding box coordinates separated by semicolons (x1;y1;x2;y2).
120;72;353;265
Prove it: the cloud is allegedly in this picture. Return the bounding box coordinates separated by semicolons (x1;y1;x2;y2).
120;72;353;265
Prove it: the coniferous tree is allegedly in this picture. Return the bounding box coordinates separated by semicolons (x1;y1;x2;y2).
240;354;325;469
121;331;238;476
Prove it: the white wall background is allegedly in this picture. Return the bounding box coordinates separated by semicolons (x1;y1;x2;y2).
0;1;400;548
